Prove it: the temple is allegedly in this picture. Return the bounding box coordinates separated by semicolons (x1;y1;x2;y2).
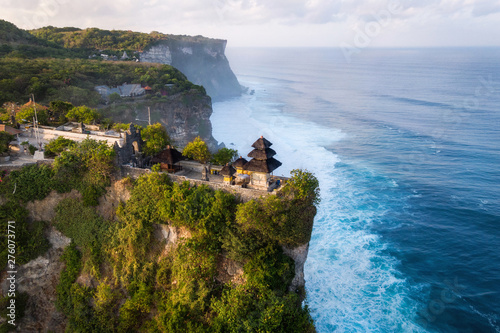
242;136;282;189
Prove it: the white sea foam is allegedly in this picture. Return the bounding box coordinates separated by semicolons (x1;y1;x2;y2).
211;83;426;332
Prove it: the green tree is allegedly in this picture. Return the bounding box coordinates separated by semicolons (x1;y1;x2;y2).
211;147;238;166
141;123;170;157
108;92;121;103
44;136;76;157
49;100;73;123
182;136;211;163
65;106;100;124
15;106;48;125
0;131;14;154
281;169;320;206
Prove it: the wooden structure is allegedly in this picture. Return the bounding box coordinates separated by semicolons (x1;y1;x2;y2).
151;145;184;172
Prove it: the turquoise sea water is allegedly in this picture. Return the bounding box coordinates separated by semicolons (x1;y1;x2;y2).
210;48;500;332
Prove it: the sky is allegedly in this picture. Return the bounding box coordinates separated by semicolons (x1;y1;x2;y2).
1;0;500;48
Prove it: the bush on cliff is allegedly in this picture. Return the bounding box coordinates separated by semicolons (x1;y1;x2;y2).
235;169;319;247
0;201;50;269
0;164;54;202
54;198;111;277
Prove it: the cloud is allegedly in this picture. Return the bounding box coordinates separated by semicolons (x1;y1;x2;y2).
0;0;499;46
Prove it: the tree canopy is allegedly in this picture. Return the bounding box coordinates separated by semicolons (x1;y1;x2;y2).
211;147;238;166
141;123;171;157
182;136;211;163
65;106;100;124
15;105;48;125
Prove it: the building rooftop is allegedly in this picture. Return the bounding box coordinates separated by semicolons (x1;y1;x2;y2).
251;136;273;150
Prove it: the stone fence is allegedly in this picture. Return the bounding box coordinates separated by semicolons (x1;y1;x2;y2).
120;165;268;203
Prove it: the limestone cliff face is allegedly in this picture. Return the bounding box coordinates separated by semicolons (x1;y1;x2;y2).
101;92;218;150
282;243;309;292
140;38;241;101
5;228;71;333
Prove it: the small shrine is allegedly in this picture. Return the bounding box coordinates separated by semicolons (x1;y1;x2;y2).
220;164;236;184
232;156;248;173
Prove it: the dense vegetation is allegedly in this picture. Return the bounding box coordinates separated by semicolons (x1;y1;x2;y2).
0;142;319;331
30;26;160;52
0;138;115;206
0;57;205;107
0;19;86;59
50;170;317;332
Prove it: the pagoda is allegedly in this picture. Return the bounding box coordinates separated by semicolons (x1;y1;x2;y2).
244;136;282;188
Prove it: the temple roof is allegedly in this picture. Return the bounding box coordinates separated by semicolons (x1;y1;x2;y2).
251;136;273;150
0;125;21;135
220;164;236;176
233;156;248;169
151;147;183;165
244;157;282;173
247;147;276;160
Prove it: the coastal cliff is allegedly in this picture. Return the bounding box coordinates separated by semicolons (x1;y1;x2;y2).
140;38;241;101
0;167;318;332
100;91;219;150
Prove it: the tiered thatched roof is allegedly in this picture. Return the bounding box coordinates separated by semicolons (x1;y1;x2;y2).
245;136;281;173
247;147;277;160
251;136;273;150
244;158;282;173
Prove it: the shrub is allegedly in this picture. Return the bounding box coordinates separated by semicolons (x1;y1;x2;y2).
211;283;315;333
93;281;118;332
28;144;37;155
243;244;295;295
2;164;53;202
109;172;172;285
44;136;75;157
56;242;82;314
53;198;110;277
0;201;50;269
0;131;14;154
52;138;116;204
235;169;320;247
118;283;153;331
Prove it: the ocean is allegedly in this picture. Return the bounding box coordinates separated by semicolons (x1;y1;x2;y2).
210;47;500;333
